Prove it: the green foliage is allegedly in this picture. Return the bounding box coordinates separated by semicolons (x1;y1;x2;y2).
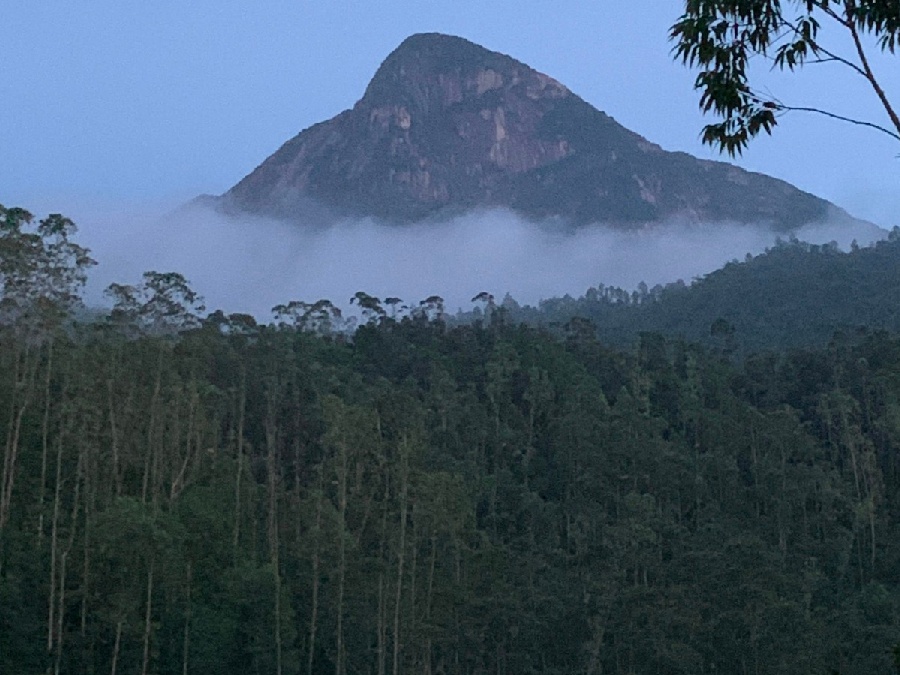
490;236;900;356
106;271;206;337
2;206;900;673
0;204;95;335
671;1;900;154
1;306;899;673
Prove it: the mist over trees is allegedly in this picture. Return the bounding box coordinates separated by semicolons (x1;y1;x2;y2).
2;205;900;674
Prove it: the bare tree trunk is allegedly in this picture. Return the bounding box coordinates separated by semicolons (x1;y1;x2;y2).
54;550;68;675
408;507;418;671
1;344;38;532
141;560;155;675
55;445;83;673
47;434;65;652
37;339;53;543
335;433;348;675
424;532;437;675
453;541;462;674
377;474;389;675
377;573;386;675
170;383;198;501
111;621;123;675
307;468;323;675
265;395;283;675
107;379;123;497
392;438;410;675
81;450;94;637
182;562;192;675
233;370;246;556
142;346;164;506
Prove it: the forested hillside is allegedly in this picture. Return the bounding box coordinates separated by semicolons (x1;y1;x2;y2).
503;231;900;354
3;205;900;674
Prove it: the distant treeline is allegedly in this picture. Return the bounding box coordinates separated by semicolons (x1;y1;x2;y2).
2;204;900;674
475;229;900;355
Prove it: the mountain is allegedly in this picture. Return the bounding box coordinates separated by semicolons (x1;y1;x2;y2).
216;32;862;230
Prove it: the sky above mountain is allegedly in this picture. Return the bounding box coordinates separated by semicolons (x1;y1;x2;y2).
2;1;898;227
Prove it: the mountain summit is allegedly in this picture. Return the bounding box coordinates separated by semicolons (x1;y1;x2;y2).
218;33;857;230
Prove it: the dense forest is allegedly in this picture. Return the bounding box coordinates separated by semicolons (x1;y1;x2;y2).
3;205;900;674
496;230;900;355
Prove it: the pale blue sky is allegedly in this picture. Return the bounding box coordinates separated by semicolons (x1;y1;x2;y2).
3;1;898;224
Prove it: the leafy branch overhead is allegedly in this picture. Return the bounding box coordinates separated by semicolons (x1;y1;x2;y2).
671;0;900;155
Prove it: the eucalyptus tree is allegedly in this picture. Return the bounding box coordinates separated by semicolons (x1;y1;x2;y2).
105;271;205;338
351;291;386;325
273;299;344;335
0;206;95;579
0;206;95;334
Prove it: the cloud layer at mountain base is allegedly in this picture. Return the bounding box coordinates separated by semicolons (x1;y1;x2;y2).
62;203;885;319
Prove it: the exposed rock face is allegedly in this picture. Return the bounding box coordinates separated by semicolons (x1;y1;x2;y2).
220;33;857;230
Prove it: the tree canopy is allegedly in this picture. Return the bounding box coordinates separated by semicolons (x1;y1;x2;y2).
3;206;900;673
671;0;900;155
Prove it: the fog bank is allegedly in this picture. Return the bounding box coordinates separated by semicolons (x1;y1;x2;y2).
55;202;886;319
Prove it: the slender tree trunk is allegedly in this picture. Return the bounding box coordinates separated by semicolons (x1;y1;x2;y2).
453;541;462;674
171;384;198;501
107;379;123;497
0;349;21;542
837;401;870;583
307;469;323;675
424;531;437;675
54;550;68;675
392;439;410;675
377;473;389;675
141;560;155;675
1;344;37;532
37;339;53;543
377;573;386;675
408;510;418;672
80;394;98;639
142;346;165;506
233;370;246;556
81;454;94;637
48;433;65;652
182;561;192;675
265;394;283;675
56;444;83;673
111;621;123;675
335;433;348;675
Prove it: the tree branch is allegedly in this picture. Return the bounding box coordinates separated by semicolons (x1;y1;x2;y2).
804;39;868;77
772;102;900;141
844;0;900;137
777;16;868;77
814;1;851;29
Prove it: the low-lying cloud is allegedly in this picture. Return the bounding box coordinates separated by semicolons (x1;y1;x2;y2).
54;201;887;320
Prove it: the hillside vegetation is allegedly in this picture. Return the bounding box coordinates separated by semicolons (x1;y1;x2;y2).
503;230;900;354
3;205;900;674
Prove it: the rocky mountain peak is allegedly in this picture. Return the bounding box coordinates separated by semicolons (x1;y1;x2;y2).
359;32;570;116
218;33;865;231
